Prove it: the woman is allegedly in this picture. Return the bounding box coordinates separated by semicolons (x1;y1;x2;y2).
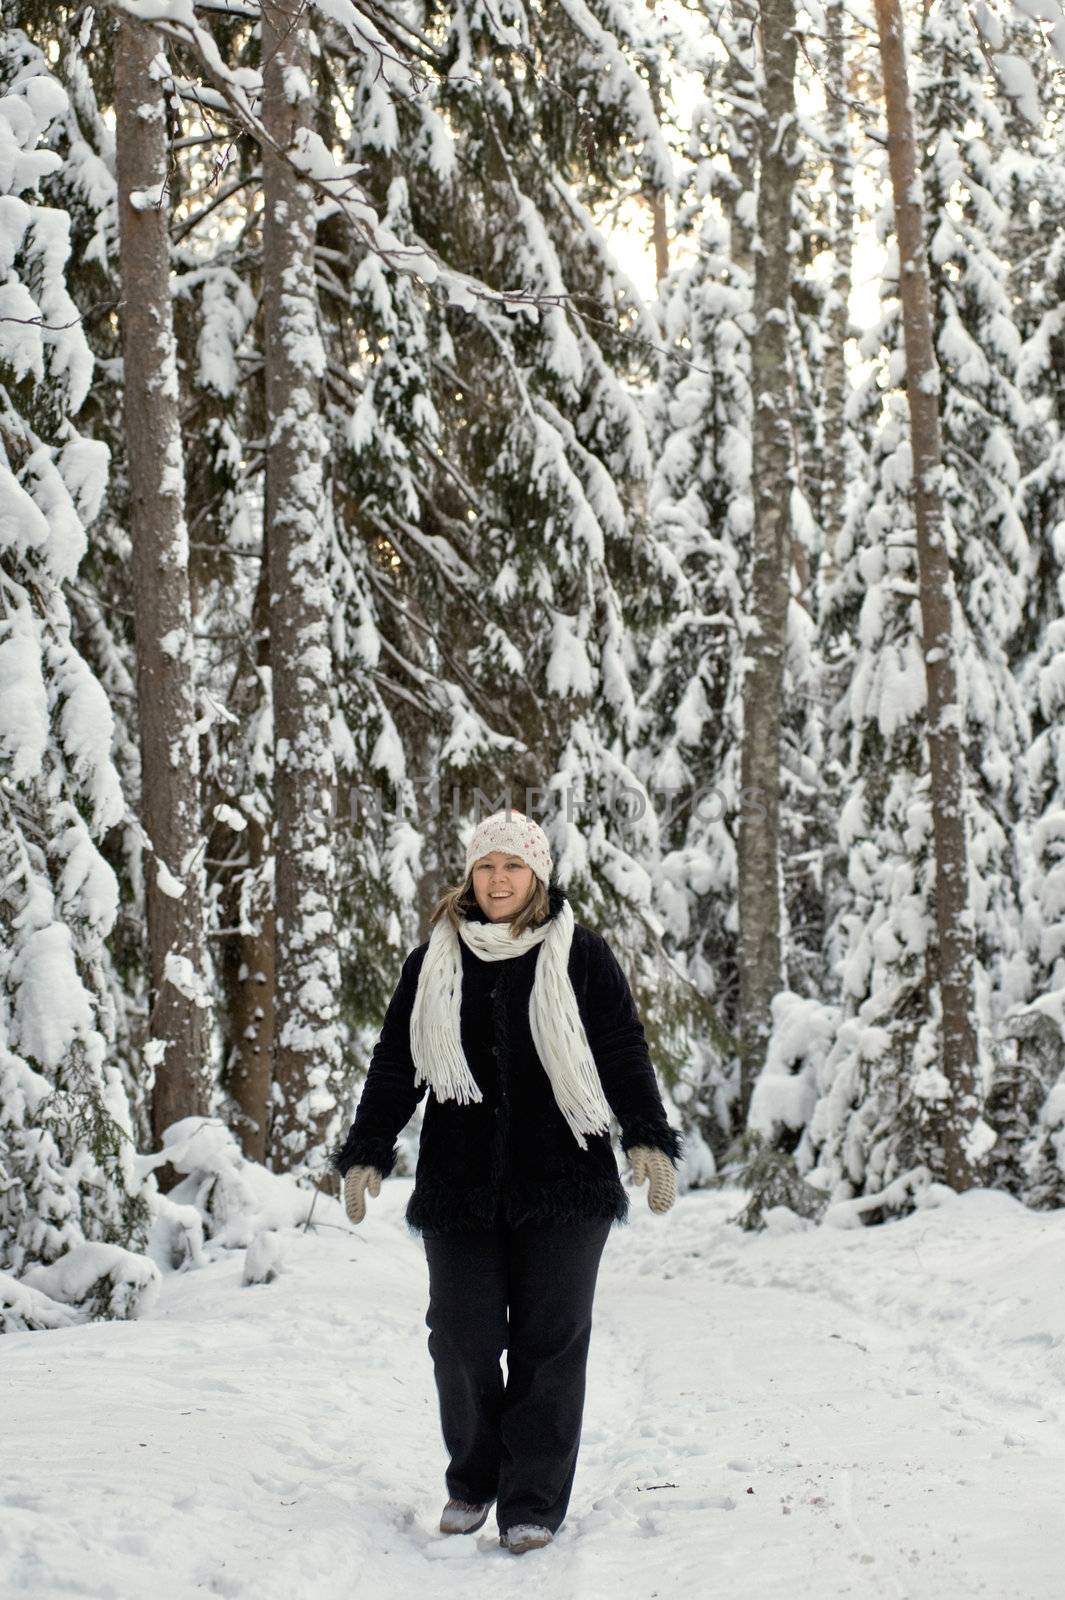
329;809;682;1556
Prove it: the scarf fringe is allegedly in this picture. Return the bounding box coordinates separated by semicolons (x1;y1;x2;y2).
409;900;613;1147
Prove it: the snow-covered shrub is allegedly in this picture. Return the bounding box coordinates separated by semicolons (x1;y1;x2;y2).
727;994;837;1230
147;1192;207;1275
727;1130;830;1233
242;1228;284;1286
0;1269;77;1333
1025;1067;1065;1211
749;991;837;1158
670;1115;717;1190
1006;999;1065;1209
820;1165;935;1229
985;1007;1064;1196
140;1117;316;1251
20;1241;159;1323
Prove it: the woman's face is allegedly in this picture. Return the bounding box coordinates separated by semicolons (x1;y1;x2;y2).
470;852;536;921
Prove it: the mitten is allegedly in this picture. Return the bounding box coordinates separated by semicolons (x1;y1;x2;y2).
628;1146;677;1215
343;1164;382;1225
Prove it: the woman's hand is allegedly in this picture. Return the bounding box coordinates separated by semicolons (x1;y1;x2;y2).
343;1164;382;1224
628;1146;677;1215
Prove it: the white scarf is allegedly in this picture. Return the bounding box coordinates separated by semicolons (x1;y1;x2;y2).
409;896;613;1149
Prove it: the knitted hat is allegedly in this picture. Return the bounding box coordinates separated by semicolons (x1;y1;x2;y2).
464;809;553;887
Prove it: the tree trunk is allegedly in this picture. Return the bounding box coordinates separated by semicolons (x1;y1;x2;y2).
736;0;797;1121
648;191;669;287
873;0;981;1190
223;562;276;1163
720;26;757;279
645;0;669;286
226;810;276;1163
114;16;212;1176
819;0;854;584
261;0;342;1175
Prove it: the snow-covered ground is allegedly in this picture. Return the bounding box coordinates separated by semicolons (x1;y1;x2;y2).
3;1181;1064;1600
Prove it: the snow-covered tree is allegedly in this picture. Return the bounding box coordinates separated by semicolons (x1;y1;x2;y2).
803;0;1034;1210
8;5;155;1155
76;1;695;1162
0;29;154;1319
639;5;827;1172
310;2;688;1047
918;0;1031;1018
639;49;756;1165
996;36;1065;1205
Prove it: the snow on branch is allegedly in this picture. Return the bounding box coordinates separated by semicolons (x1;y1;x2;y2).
109;1;678;337
970;0;1065;113
551;0;675;191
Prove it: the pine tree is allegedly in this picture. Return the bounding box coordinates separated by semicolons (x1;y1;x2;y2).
309;1;689;1070
917;0;1031;1026
805;0;1034;1209
639;36;758;1166
778;39;833;1014
641;4;827;1173
0;28;152;1311
13;5;155;1154
1000;41;1065;1204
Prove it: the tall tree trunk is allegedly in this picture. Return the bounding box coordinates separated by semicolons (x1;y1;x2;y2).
114;17;212;1175
819;0;854;584
719;22;757;279
873;0;980;1190
648;189;669;287
736;0;797;1121
644;0;669;288
261;0;342;1175
226;807;276;1162
223;563;275;1164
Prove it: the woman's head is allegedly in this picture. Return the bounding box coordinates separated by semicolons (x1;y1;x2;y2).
431;809;552;935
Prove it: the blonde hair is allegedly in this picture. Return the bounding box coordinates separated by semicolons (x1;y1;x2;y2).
431;869;549;937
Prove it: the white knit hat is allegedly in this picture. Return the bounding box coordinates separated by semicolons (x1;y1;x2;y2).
464;809;553;887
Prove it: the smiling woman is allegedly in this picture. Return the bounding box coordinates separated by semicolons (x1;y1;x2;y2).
330;808;682;1554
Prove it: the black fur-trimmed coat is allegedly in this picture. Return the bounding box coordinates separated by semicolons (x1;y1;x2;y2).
330;884;683;1234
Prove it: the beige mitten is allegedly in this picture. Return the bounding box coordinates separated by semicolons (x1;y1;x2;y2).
343;1164;382;1224
628;1146;677;1215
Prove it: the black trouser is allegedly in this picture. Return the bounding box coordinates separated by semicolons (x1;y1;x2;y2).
422;1214;613;1534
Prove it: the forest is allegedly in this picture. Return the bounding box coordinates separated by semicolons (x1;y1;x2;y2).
2;0;1064;1329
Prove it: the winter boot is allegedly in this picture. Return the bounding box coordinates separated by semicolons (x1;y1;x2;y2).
500;1524;554;1554
439;1498;493;1535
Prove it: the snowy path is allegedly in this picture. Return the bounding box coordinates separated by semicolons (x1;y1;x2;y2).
3;1184;1064;1600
